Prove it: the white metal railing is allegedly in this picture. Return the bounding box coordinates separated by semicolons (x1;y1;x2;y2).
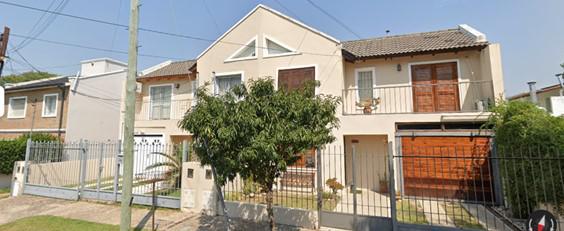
342;80;494;115
135;99;193;121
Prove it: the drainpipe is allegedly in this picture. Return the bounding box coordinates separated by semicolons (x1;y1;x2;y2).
527;81;538;104
57;85;66;141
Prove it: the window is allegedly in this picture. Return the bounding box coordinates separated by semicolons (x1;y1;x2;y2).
215;73;242;95
8;96;27;119
149;85;172;120
42;94;58;117
226;37;257;62
264;36;295;57
355;68;376;104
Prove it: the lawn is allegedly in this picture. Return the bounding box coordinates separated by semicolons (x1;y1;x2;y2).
0;216;129;231
396;200;428;225
225;191;338;211
0;187;10;199
443;203;484;230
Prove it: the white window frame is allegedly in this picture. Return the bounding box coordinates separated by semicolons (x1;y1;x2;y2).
7;96;27;119
225;36;258;63
41;93;58;118
213;71;245;95
354;67;377;106
148;84;174;120
275;65;318;95
262;34;299;58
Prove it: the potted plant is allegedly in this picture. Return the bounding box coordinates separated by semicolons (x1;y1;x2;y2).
325;178;344;200
356;97;381;114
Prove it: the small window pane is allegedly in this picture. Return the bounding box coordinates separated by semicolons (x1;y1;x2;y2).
357;71;374;102
150;85;172;120
232;40;256;59
216;74;242;95
8;98;26;118
266;39;292;55
205;169;212;179
43;95;57;117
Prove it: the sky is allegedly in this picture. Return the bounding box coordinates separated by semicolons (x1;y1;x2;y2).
0;0;563;96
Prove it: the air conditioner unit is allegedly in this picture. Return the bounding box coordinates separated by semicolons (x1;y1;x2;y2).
549;96;564;116
135;82;142;94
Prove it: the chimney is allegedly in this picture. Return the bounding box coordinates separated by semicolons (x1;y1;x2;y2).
527;81;538;104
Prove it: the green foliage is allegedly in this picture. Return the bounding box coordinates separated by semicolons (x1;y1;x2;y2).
325;178;344;197
0;71;57;86
485;100;564;217
242;177;260;196
144;147;182;188
179;78;340;228
0;133;58;175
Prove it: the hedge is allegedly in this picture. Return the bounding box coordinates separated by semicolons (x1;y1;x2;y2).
0;134;58;175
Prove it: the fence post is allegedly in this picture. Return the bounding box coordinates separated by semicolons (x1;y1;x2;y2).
78;140;88;200
490;139;504;206
21;139;32;193
96;143;105;200
182;140;188;162
316;147;323;229
351;142;358;230
113;140;122;202
388;141;398;231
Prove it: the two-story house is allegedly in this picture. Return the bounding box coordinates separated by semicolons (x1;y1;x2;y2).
0;76;69;139
132;4;504;196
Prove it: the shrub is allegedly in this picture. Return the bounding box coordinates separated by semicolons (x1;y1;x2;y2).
325;178;344;199
0;133;58;175
485;100;564;217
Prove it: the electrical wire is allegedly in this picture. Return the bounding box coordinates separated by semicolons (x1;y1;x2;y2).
305;0;361;39
201;0;221;34
12;0;69;51
0;1;342;57
11;33;185;60
10;45;41;72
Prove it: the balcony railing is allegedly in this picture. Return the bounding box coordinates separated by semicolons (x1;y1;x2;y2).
342;80;494;115
135;99;193;121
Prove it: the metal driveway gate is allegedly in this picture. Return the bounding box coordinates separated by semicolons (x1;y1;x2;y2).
22;140;184;209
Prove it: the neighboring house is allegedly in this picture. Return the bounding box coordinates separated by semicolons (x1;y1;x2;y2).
131;4;505;196
508;83;564;116
133;60;197;145
0;76;69;139
66;58;128;142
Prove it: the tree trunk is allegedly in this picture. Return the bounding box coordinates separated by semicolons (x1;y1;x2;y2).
266;188;275;230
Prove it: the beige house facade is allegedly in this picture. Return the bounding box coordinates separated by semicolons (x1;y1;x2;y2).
132;4;505;193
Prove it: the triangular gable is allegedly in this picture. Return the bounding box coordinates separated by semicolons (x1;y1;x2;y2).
262;35;297;57
225;36;258;62
196;4;340;59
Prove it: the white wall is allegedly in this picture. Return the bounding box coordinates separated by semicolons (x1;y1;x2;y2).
66;69;127;142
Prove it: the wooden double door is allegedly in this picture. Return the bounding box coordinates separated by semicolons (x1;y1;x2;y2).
411;62;460;112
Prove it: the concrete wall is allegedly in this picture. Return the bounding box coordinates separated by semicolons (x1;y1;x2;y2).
223;201;317;229
0;174;10;188
0;87;69;139
180;162;217;215
66;70;126;142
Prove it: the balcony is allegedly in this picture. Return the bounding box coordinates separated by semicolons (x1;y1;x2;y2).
135;99;193;121
342;80;494;115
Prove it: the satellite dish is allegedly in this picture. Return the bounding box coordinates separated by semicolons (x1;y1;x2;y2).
0;86;4;117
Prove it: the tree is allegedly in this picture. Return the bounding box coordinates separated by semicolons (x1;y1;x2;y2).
179;78;340;230
0;71;57;86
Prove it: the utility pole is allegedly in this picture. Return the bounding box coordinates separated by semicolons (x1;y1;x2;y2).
120;0;139;230
0;27;10;77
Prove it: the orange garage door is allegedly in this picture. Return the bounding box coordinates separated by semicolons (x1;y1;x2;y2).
401;136;493;202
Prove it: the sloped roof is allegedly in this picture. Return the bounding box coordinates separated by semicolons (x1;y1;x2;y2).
139;60;196;79
508;84;563;100
5;76;69;91
342;27;489;59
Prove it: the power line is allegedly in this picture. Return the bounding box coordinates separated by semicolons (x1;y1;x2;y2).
305;0;361;39
13;0;69;51
11;33;185;60
10;45;41;72
201;0;221;33
0;1;341;58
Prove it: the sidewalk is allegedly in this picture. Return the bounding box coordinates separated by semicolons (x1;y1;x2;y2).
0;195;309;230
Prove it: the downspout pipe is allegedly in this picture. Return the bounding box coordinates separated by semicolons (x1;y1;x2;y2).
527;81;538;104
57;85;66;141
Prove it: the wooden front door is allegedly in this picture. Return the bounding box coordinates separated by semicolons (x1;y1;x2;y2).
278;66;315;94
411;62;460;112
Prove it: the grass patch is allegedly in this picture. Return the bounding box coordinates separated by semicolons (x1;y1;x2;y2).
0;215;138;231
443;203;484;230
0;187;10;194
224;191;337;211
396;200;427;225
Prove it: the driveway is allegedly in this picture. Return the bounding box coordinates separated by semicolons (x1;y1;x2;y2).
0;195;309;230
